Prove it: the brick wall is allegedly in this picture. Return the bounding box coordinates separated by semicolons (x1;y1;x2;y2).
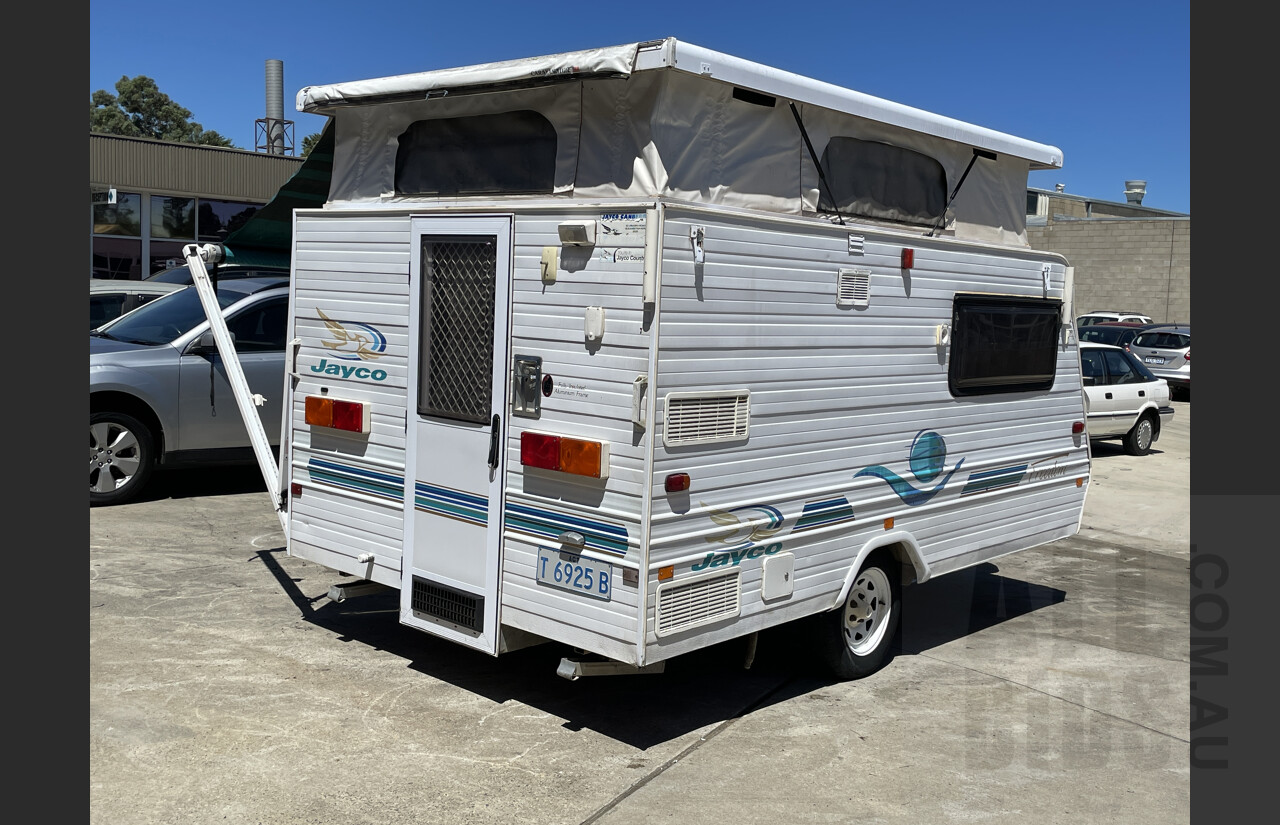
1027;217;1190;324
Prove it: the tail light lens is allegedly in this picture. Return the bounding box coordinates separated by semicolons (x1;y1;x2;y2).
520;431;610;479
305;396;371;434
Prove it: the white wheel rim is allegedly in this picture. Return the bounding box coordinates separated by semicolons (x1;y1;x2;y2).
842;566;892;656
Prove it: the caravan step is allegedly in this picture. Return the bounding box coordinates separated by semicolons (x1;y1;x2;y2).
326;579;391;603
556;655;666;681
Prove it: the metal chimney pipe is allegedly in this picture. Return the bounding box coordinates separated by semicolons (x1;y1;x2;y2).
266;59;284;155
1124;180;1147;205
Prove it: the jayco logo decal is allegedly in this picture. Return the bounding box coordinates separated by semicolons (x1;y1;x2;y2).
854;430;964;506
318;308;387;361
312;308;389;382
311;360;388;381
691;504;785;570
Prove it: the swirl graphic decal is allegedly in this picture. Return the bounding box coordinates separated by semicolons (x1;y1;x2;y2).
854;430;964;506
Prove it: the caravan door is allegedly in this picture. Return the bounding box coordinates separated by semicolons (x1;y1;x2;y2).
401;216;512;654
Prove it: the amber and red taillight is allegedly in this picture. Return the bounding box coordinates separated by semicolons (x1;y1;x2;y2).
304;395;371;434
519;431;610;479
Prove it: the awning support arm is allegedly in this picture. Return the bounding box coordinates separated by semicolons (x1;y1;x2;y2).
182;243;287;532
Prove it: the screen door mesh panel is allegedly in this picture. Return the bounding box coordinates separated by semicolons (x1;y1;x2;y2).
420;237;497;423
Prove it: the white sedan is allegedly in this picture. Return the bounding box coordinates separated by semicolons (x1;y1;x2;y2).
1079;341;1175;456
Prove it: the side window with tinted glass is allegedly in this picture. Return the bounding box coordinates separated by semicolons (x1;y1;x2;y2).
225;297;287;352
90;294;126;328
1080;350;1105;385
1102;350;1143;384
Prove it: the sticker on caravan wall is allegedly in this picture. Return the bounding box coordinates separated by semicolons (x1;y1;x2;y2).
855;430;965;506
598;213;646;241
595;248;646;264
689;504;786;571
316;308;387;361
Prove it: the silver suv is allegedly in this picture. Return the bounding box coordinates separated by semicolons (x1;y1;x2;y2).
90;276;289;505
1127;324;1190;401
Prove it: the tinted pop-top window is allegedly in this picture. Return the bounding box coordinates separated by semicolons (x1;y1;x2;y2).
395;111;557;197
818;137;948;225
949;294;1061;396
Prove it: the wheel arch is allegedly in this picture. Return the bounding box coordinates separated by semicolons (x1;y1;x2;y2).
831;531;930;612
90;391;166;458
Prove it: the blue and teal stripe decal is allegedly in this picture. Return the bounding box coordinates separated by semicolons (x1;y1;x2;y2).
504;503;630;557
960;465;1028;497
415;482;489;526
307;457;404;502
793;497;856;532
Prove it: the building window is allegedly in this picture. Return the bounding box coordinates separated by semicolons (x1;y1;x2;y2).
93;191;142;236
92;237;143;279
948;294;1061;396
151;195;196;239
198;199;262;242
148;240;191;276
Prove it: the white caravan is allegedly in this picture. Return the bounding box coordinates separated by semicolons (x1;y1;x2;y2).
184;38;1090;680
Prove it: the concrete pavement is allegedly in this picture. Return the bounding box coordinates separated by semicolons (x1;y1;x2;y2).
90;401;1190;824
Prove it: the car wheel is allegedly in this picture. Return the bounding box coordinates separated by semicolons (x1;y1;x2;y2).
1123;414;1155;456
820;552;901;680
90;412;155;506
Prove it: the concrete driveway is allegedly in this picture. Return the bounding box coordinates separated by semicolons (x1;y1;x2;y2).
90;401;1190;824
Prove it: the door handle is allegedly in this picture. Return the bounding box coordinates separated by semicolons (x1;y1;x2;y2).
487;414;501;469
1138;390;1145;397
1105;392;1113;399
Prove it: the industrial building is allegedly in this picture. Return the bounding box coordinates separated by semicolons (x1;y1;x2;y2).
1028;181;1190;324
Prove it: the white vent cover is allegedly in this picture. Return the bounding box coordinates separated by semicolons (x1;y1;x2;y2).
663;390;750;447
847;234;865;255
837;267;871;308
655;570;741;636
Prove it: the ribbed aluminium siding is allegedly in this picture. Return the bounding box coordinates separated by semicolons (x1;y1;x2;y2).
89;133;302;200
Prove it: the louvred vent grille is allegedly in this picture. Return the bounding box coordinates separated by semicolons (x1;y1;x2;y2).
663;391;750;447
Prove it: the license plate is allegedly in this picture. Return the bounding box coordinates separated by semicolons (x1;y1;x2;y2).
536;548;612;601
1144;356;1165;365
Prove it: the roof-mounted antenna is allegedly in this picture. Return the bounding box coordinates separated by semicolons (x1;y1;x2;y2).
928;148;997;237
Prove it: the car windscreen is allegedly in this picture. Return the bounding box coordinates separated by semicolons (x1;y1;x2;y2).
91;286;244;345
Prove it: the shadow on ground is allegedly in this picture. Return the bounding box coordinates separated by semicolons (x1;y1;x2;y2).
253;548;1064;750
136;463;270;502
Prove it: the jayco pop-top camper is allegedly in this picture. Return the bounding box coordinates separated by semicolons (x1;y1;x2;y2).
183;37;1089;680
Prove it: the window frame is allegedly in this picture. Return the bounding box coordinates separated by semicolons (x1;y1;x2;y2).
948;293;1062;397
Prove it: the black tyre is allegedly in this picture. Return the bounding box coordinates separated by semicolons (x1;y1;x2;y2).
90;412;156;506
820;552;902;680
1123;413;1155;456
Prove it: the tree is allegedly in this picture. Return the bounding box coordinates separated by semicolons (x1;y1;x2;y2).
90;75;235;148
300;132;323;158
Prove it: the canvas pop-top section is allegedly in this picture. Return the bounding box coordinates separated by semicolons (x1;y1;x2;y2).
298;38;1062;246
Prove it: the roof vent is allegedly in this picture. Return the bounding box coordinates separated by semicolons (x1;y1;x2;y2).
1124;180;1147;205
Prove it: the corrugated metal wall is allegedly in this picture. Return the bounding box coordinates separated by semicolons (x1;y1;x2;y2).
90;133;303;200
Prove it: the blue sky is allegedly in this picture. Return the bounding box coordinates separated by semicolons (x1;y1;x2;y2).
90;1;1190;213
